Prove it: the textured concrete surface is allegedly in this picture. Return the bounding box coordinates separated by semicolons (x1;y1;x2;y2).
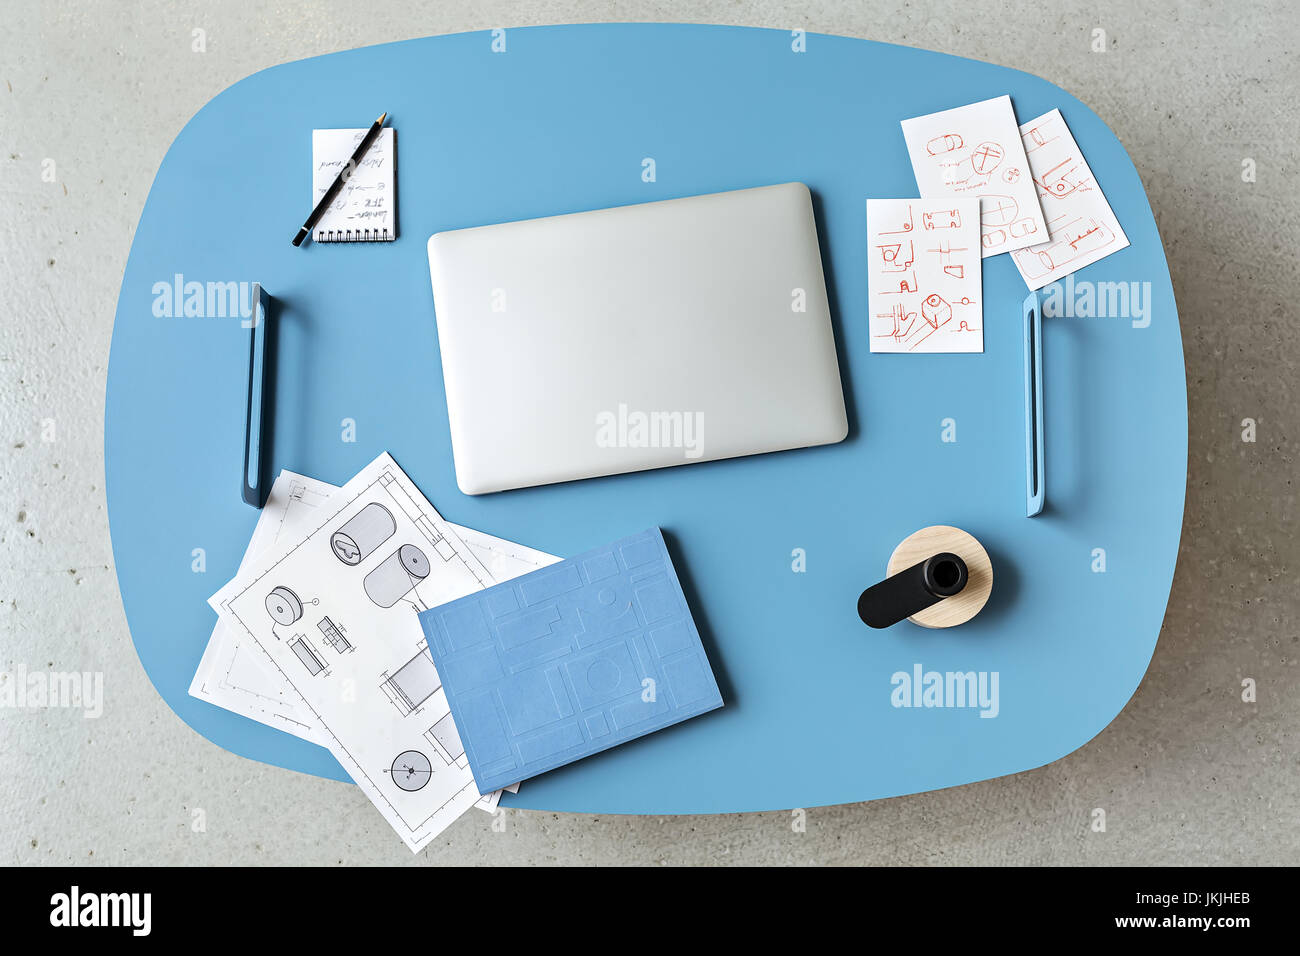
1;0;1297;866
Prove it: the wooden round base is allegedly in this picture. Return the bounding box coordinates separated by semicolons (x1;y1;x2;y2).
886;526;993;628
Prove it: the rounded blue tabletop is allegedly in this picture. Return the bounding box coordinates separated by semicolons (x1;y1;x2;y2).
106;23;1186;813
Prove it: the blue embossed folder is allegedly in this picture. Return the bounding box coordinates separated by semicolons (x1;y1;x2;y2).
418;528;723;793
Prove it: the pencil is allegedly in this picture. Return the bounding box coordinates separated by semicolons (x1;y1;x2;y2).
292;112;388;247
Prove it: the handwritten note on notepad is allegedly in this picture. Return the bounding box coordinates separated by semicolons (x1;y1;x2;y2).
311;128;396;242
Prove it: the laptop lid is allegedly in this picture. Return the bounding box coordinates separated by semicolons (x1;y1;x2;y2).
427;182;848;494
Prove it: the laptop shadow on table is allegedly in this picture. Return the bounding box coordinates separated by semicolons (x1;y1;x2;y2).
810;187;858;443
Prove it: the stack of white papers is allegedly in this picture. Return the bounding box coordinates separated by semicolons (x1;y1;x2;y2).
192;454;559;852
900;95;1048;258
871;95;1129;352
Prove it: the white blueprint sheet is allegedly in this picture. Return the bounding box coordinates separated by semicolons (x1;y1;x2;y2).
190;470;555;768
206;455;557;850
191;473;334;743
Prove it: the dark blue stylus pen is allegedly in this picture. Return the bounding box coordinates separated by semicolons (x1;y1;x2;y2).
292;112;387;247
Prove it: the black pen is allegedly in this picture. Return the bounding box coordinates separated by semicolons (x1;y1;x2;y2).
292;112;388;247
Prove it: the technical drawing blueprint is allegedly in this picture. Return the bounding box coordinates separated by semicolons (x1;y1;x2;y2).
191;470;549;805
190;472;334;743
191;471;547;815
192;472;557;753
207;455;553;850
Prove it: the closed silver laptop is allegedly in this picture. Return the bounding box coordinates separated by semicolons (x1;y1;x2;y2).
427;182;848;494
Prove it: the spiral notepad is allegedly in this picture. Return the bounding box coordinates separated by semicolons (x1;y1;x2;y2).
311;128;397;242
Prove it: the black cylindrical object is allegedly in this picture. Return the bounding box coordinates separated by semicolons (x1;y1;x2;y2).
857;552;969;629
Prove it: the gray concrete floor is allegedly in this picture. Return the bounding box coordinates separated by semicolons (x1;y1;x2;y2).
1;0;1297;866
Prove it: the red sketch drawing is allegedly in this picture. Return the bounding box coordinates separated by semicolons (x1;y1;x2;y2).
879;204;915;235
1013;215;1117;281
922;208;963;231
868;197;982;352
1008;217;1040;239
927;242;969;279
926;133;965;156
902;293;979;351
873;296;978;352
981;194;1020;227
880;271;919;294
902;96;1050;258
939;142;1006;191
876;239;915;271
1011;108;1131;289
982;206;1039;251
1060;215;1114;254
921;293;952;328
873;303;919;342
875;238;918;293
1036;156;1093;198
970;141;1004;175
1021;119;1060;155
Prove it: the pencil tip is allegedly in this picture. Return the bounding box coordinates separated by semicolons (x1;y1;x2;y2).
377;112;387;125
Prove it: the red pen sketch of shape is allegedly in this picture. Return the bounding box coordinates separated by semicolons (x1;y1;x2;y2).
941;140;1006;192
1008;217;1040;240
926;133;964;156
1013;215;1117;281
921;293;952;328
879;204;914;235
1021;118;1060;155
875;239;918;293
927;241;969;279
983;219;1039;251
981;194;1020;226
922;208;963;231
873;303;919;343
980;194;1024;251
970;141;1004;176
903;293;980;351
1036;156;1093;199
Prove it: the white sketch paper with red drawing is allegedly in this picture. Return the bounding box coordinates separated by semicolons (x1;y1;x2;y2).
900;95;1048;258
868;198;982;353
1010;108;1130;290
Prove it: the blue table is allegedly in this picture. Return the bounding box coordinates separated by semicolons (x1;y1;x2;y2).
106;24;1186;813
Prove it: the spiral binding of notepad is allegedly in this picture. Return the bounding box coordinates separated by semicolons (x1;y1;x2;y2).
313;228;396;243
